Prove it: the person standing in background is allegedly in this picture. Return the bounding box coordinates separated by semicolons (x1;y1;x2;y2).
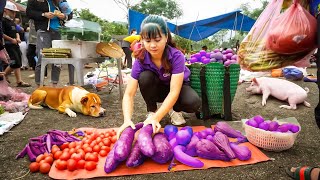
26;0;73;87
2;1;31;87
26;19;37;78
122;29;141;69
14;17;28;70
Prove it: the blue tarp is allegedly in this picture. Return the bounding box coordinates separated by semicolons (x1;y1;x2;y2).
128;9;177;34
128;9;256;41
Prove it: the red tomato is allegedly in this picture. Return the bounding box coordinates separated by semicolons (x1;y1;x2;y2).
59;151;71;161
75;145;81;150
51;145;60;154
96;137;102;143
90;141;97;148
39;162;51;174
76;159;85;169
43;152;52;158
69;148;76;155
67;159;77;171
101;146;111;153
76;141;83;146
99;150;108;157
111;136;117;143
92;152;98;156
84;146;92;153
71;153;82;161
76;150;85;159
68;142;76;149
60;143;69;150
36;154;45;163
63;148;70;152
92;145;100;152
105;130;111;133
82;143;89;149
44;156;54;165
85;131;93;135
85;153;99;162
99;134;105;139
82;137;88;142
54;151;63;160
98;142;104;147
102;138;111;146
85;161;97;171
110;131;116;136
55;160;67;170
105;132;110;138
29;162;40;173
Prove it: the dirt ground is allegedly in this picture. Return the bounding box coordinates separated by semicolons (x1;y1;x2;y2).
0;64;319;180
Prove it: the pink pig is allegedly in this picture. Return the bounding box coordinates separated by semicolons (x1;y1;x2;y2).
246;77;311;110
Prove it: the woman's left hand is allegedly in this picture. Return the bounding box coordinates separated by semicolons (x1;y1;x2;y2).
57;13;66;20
143;115;161;134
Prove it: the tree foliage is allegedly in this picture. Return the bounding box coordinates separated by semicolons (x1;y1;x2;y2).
241;0;268;19
131;0;183;20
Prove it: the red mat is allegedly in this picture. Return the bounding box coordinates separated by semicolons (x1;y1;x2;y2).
49;126;270;179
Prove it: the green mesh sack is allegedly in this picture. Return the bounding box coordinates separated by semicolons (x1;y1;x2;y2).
189;62;240;120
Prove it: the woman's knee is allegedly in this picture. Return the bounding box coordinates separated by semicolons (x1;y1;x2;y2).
138;71;157;88
179;89;201;112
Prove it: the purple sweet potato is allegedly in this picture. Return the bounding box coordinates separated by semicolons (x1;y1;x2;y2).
151;133;173;164
138;125;155;157
229;142;251;161
185;135;199;157
126;141;146;167
212;132;236;159
173;145;204;168
104;142;121;173
114;122;143;161
196;139;230;161
214;122;246;139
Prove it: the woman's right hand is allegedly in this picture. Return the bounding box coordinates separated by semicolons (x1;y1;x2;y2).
44;12;55;19
116;120;136;139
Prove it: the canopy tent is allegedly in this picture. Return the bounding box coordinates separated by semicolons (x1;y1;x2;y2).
128;9;256;41
61;18;102;41
128;9;177;34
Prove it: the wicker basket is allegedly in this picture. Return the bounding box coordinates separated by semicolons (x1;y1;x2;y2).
242;119;301;152
189;62;240;119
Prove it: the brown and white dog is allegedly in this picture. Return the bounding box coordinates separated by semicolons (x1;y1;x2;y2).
28;86;106;117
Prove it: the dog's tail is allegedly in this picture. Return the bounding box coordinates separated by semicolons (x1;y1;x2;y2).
304;87;309;94
28;98;43;109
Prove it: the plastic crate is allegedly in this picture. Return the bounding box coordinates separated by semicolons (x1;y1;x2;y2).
189;62;240;120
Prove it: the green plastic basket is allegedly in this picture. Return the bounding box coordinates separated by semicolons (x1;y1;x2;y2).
189;62;240;119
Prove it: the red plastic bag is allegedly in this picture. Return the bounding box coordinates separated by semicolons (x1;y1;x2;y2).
266;0;317;54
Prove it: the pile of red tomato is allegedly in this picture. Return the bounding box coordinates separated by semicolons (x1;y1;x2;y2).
29;129;117;173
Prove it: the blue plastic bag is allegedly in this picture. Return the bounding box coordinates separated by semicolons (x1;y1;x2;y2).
282;68;304;80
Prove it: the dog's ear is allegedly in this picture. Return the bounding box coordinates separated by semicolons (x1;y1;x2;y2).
80;96;88;105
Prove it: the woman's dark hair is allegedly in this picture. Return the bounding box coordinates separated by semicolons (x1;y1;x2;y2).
134;15;177;73
130;28;136;35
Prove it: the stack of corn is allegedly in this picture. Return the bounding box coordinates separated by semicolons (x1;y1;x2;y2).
42;48;72;58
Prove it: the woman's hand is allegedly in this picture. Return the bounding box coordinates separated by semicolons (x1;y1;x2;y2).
44;12;55;19
116;120;136;139
143;115;161;134
56;13;66;20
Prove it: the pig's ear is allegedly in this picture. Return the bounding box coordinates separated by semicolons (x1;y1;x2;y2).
252;78;259;85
